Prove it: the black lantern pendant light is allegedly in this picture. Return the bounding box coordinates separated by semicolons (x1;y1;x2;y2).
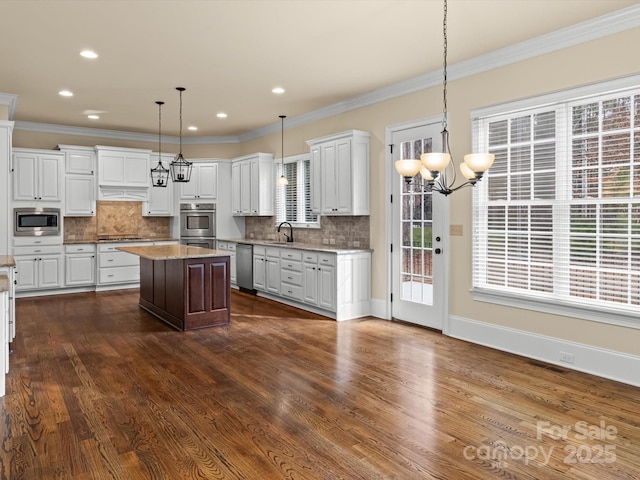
276;115;288;186
150;101;169;187
169;87;193;183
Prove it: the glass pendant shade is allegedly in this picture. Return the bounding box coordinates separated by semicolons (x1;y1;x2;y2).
277;175;289;186
420;152;451;172
420;166;434;181
459;162;476;180
276;114;289;186
395;159;421;179
464;153;495;173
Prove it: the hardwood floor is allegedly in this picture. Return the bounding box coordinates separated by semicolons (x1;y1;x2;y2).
1;289;638;479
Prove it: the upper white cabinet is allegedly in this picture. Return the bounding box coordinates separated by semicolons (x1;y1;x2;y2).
95;146;150;200
180;161;218;200
306;130;370;216
12;148;64;203
145;153;174;216
59;145;96;216
231;153;273;216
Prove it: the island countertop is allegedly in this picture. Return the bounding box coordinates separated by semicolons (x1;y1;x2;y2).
117;245;230;261
0;256;15;268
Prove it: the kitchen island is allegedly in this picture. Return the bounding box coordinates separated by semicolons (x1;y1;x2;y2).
117;245;230;331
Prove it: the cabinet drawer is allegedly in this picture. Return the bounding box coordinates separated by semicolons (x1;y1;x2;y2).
302;252;318;263
65;244;96;254
280;283;303;301
281;269;303;286
266;247;281;258
280;259;302;272
318;254;336;267
13;245;62;256
98;266;140;284
99;251;139;268
227;243;236;252
14;237;62;247
217;241;228;250
280;249;302;261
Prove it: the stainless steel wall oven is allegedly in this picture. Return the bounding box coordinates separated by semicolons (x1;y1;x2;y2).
179;203;216;248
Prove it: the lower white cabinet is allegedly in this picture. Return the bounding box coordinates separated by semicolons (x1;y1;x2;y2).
14;245;64;292
216;241;237;285
65;244;96;286
97;242;150;286
253;244;370;320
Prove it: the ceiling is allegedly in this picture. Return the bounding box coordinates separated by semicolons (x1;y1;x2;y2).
1;0;638;140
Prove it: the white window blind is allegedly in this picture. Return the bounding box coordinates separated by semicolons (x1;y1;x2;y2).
473;84;640;325
275;154;319;227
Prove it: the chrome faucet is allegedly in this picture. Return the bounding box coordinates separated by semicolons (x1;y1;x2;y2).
277;222;294;242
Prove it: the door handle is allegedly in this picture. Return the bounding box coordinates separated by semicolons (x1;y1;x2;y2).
435;248;442;254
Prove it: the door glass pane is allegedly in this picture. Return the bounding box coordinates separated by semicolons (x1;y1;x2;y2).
399;138;434;305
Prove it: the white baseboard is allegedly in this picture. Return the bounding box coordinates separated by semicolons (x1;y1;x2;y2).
370;298;389;320
449;316;640;387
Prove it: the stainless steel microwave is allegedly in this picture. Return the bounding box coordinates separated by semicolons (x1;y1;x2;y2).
14;207;61;236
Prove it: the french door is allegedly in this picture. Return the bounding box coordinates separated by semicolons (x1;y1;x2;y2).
390;121;448;330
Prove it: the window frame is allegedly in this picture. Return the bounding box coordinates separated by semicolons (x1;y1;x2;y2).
274;153;320;229
471;74;640;330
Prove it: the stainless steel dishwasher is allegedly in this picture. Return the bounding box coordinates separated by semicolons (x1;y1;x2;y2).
236;243;255;293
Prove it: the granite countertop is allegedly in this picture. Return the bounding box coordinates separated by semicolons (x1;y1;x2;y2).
0;275;8;293
65;237;179;245
218;238;372;254
0;256;16;268
117;245;230;261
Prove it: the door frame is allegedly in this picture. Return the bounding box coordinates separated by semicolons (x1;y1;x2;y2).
385;116;451;334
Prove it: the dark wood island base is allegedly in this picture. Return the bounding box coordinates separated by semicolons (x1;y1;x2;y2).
118;245;231;331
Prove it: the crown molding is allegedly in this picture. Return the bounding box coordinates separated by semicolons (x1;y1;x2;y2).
0;93;18;119
11;5;640;143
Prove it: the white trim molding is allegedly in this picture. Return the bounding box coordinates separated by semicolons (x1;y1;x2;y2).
448;316;640;387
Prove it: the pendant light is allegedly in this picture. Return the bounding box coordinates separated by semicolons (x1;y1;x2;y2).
395;0;494;194
276;115;289;186
169;87;193;183
150;101;169;187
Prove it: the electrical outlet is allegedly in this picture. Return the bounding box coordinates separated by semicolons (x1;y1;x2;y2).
353;241;360;248
329;238;336;245
323;238;329;244
559;351;575;363
450;224;463;236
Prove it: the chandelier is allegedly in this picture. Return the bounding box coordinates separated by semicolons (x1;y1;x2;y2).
150;101;169;187
169;87;193;183
395;0;494;195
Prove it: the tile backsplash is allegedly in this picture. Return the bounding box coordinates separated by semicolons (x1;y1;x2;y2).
245;216;370;249
64;201;171;242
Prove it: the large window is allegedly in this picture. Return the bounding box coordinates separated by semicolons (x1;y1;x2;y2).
472;78;640;327
275;154;319;227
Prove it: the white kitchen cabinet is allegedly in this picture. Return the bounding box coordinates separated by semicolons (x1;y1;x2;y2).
58;145;96;175
266;247;281;295
217;241;237;286
253;246;266;291
13;245;64;292
65;244;96;287
231;153;273;216
305;130;370;216
180;162;218;200
97;242;149;287
65;175;96;216
254;244;370;321
12;148;64;203
145;153;174;216
96;146;150;200
0;264;16;344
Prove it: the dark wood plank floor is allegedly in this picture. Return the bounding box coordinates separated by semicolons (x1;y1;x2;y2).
1;289;638;479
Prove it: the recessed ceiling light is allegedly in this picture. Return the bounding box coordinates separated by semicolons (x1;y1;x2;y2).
87;114;99;120
188;126;198;131
216;112;227;118
80;50;98;59
272;87;285;94
59;90;73;97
